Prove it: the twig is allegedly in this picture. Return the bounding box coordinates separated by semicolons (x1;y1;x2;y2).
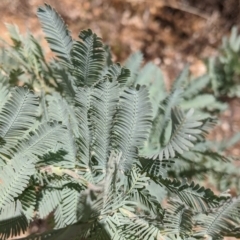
165;2;210;20
127;0;210;20
40;165;88;186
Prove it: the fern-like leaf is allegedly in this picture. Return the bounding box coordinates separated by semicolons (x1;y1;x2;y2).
114;211;162;240
0;200;28;240
142;88;183;157
71;29;105;86
171;66;189;93
47;93;77;168
156;177;224;213
0;87;39;144
18;187;36;222
194;198;240;239
18;221;98;240
163;199;193;238
37;4;73;65
105;63;130;86
38;189;61;219
111;86;152;172
127;166;161;215
183;74;210;99
10;121;66;161
90;79;119;173
124;51;143;86
0;81;9;112
146;108;203;160
52;62;77;99
54;187;80;228
142;158;175;177
75;87;94;181
135;62;167;117
0;157;35;208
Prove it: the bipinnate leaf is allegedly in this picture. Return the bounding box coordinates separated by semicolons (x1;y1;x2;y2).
0;200;28;239
111;85;152;172
0;87;39;144
0;157;35;209
37;4;73;65
146;108;203;160
71;29;105;86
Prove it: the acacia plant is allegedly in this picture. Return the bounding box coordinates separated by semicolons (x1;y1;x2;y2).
209;26;240;98
0;4;240;240
123;51;240;191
